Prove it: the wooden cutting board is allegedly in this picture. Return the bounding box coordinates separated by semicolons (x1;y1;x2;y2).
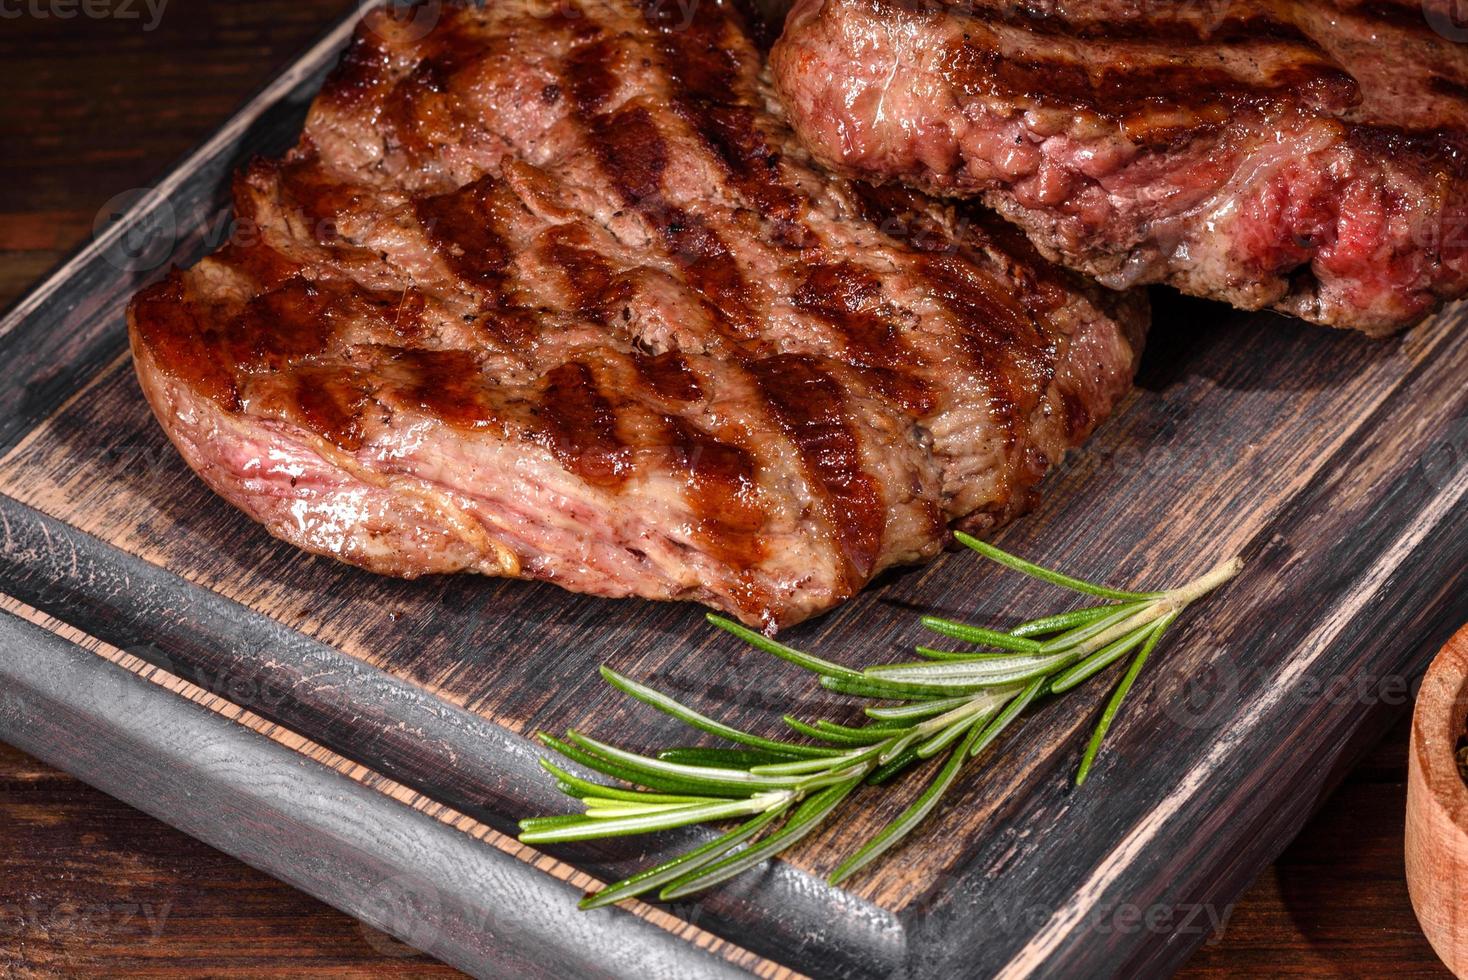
0;10;1464;978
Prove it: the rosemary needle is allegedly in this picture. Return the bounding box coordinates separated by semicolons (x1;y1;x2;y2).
520;542;1242;906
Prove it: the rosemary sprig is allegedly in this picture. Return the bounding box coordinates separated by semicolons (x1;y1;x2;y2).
519;534;1242;908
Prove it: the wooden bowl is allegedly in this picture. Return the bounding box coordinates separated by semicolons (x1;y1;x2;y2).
1407;623;1468;978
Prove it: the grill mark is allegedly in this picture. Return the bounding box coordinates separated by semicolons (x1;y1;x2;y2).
850;367;935;415
850;183;1057;455
291;364;373;452
564;27;765;342
792;263;935;415
613;322;764;571
533;361;633;488
850;182;959;253
917;252;1055;504
853;180;1107;321
875;0;1326;48
564;30;623;116
908;2;1326;47
683;103;805;231
130;277;241;412
317;24;395;109
1429;73;1468;104
382;56;455;164
586;106;669;202
748;355;884;586
416;174;515;297
951;202;1076;313
472;309;543;352
642;0;804;230
1059;389;1092;440
920;253;1051;370
633;351;703;402
538;223;621;322
948;41;1355;108
226;276;337;372
270;155;371;247
663;413;766;569
657;207;760;341
376;15;490;164
1345;0;1459;34
1038;15;1317;46
383;286;429;340
576;90;763;342
943;36;1360;138
386;348;501;433
1343;122;1468;176
135;273;373;452
209;240;303;294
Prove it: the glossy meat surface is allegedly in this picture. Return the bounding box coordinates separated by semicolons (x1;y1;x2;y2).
773;0;1468;334
128;0;1146;628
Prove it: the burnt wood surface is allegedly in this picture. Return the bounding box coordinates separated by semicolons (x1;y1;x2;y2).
1;2;1465;978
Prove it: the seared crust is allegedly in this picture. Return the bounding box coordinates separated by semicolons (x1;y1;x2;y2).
773;0;1468;334
128;0;1147;628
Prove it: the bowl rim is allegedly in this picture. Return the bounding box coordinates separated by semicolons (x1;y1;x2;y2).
1412;624;1468;830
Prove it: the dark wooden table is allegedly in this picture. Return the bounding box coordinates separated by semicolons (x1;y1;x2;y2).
0;3;1452;976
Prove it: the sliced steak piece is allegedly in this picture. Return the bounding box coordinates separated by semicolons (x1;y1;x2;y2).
772;0;1468;335
128;0;1146;630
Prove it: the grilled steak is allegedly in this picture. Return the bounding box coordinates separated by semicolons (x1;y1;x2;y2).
128;0;1146;629
772;0;1468;334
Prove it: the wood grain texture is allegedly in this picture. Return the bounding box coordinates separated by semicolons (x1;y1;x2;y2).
0;1;1465;977
1181;718;1452;979
0;0;346;302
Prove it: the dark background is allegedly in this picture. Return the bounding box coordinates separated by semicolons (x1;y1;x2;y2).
0;2;1451;975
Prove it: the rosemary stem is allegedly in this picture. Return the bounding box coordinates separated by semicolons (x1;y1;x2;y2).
1072;556;1244;659
1069;603;1172;658
911;688;1014;737
800;761;879;790
1163;556;1245;608
523;542;1246;905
